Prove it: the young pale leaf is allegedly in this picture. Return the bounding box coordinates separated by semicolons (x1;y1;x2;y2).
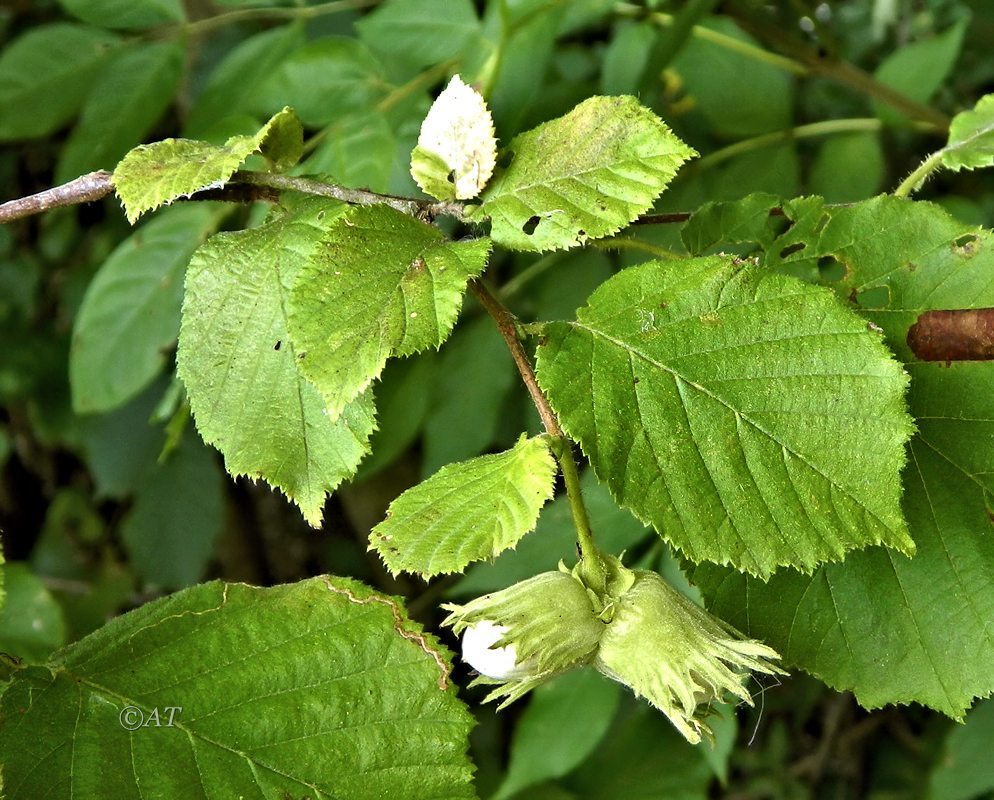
288;204;492;420
0;577;476;799
476;95;696;251
112;106;303;223
940;94;994;173
411;74;496;201
369;436;558;577
536;256;915;578
694;361;994;719
71;204;222;413
177;198;375;527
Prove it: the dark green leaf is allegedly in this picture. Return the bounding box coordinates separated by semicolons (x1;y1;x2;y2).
357;0;481;71
0;577;476;799
928;699;994;800
58;0;184;29
536;256;914;577
0;563;67;663
71;205;222;413
0;23;119;141
57;41;184;182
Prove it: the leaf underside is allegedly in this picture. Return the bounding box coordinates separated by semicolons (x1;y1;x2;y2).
536;255;914;578
369;436;559;578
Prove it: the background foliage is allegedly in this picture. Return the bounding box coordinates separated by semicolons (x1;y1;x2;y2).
2;0;994;797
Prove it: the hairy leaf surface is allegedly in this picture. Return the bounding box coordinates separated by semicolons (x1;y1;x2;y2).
369;436;558;577
477;95;696;251
536;256;914;577
112;107;302;222
288;204;492;420
0;577;476;799
694;362;994;718
177;198;375;527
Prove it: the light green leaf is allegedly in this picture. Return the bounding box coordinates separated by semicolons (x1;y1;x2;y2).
493;669;621;800
940;93;994;173
929;699;994;800
71;204;222;414
177;198;376;527
0;563;67;663
112;107;303;223
369;435;558;578
477;95;696;252
288;204;492;420
356;0;481;71
0;23;120;141
56;41;184;183
0;577;476;799
536;256;915;578
58;0;184;29
694;360;994;719
185;25;305;137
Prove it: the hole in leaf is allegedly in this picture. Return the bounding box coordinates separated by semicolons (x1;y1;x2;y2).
779;242;806;258
498;150;514;169
523;216;541;235
446;170;456;185
817;255;846;281
952;233;980;255
855;285;890;308
812;213;830;235
767;213;795;237
274;340;282;351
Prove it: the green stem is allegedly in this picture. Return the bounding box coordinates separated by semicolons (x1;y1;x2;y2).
893;150;945;198
468;280;607;588
182;0;377;37
694;117;887;171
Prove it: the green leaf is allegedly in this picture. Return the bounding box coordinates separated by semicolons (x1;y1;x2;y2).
421;317;516;475
356;0;481;71
929;699;994;800
70;204;222;413
120;429;224;590
300;110;396;192
369;435;558;578
808;133;885;203
680;191;783;256
940;93;994;173
873;20;967;124
185;25;305;138
477;95;696;252
58;0;185;29
452;470;649;597
288;204;492;419
0;577;476;799
693;360;994;719
535;256;915;578
493;669;621;800
112;107;303;223
177;199;376;527
0;563;67;663
0;23;119;141
56;41;184;183
251;37;387;128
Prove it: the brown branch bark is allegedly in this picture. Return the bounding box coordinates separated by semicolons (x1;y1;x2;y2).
0;171;115;223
